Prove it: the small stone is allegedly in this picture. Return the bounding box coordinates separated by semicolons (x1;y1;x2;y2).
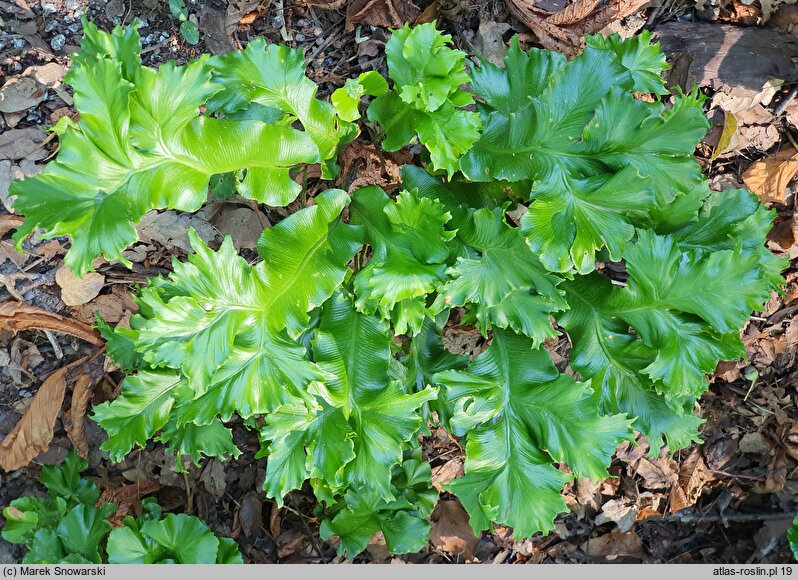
44;20;59;33
18;389;32;398
112;16;121;26
12;38;25;49
41;2;59;14
67;23;81;33
295;33;305;42
0;351;9;367
65;0;81;10
50;34;66;51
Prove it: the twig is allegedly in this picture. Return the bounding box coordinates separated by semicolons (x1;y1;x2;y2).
774;86;798;117
43;329;64;360
648;511;792;524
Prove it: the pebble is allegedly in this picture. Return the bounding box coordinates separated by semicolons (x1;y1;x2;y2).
65;0;81;10
67;23;81;33
41;2;59;14
0;351;9;367
18;389;32;398
50;33;66;51
11;38;25;49
44;20;59;33
112;16;121;26
295;33;305;42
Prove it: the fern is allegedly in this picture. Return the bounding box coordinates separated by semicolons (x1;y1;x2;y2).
8;20;784;557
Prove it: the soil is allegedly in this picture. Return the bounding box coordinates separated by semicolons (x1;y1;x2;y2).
0;0;797;565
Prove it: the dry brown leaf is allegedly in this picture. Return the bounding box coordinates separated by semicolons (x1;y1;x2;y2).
239;492;263;538
414;1;438;23
595;499;638;532
300;0;347;8
210;205;270;251
430;500;479;561
346;0;419;31
572;0;652;35
35;239;66;260
679;447;714;505
742;146;798;204
99;481;161;527
56;267;106;307
64;375;94;458
0;214;25;238
269;502;282;540
507;0;582;55
431;457;464;491
0;301;104;346
73;294;130;325
582;530;645;559
0;356;89;471
546;0;603;25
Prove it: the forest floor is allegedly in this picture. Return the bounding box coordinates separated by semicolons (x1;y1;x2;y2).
1;0;798;564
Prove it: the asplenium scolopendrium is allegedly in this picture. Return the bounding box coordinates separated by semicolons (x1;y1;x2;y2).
9;19;784;557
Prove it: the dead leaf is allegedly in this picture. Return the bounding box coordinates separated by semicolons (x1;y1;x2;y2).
0;356;89;471
0;77;45;114
739;431;769;455
346;0;419;30
64;375;93;458
366;531;390;562
0;214;25;238
25;63;66;88
546;0;603;24
137;210;218;253
573;477;601;516
269;502;282;539
0;241;26;267
239;492;263;538
73;288;138;325
743;146;798;204
56;267;105;307
583;530;644;559
201;458;228;499
507;0;582;55
1;158;43;212
710;110;738;160
474;21;512;66
595;499;638;532
99;481;161;527
678;447;714;505
767;213;795;249
0;127;47;162
0;302;104;346
572;0;652;35
430;500;479;561
210;205;270;250
431;457;464;491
